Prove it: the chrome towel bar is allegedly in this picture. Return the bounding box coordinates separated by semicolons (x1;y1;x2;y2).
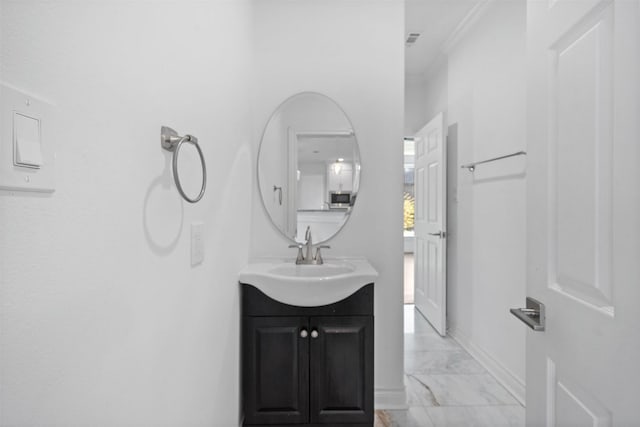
161;126;207;203
460;150;526;172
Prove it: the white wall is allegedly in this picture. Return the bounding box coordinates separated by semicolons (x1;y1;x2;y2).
0;2;252;426
249;0;407;408
405;74;427;135
298;162;325;209
444;1;527;402
423;60;448;129
405;60;448;136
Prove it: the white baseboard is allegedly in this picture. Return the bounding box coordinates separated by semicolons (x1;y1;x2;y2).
375;386;408;410
448;324;525;405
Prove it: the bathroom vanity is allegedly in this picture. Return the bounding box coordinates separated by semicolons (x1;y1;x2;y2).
244;92;376;425
241;283;374;426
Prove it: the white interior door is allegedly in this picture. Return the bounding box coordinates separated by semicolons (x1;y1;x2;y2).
414;113;447;336
524;0;639;425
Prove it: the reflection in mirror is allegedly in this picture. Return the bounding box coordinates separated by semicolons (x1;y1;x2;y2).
258;93;360;244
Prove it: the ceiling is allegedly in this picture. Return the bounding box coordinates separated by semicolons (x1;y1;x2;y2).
405;0;482;76
297;136;357;164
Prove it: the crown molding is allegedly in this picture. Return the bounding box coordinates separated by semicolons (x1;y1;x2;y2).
441;0;495;55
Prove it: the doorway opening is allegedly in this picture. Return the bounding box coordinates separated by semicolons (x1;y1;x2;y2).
403;137;415;304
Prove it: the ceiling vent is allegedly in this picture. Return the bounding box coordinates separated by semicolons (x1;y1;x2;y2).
405;33;420;46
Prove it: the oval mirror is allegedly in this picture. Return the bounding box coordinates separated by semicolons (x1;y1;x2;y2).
258;92;360;244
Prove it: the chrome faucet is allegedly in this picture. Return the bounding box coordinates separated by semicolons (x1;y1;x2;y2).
288;226;330;265
304;226;313;261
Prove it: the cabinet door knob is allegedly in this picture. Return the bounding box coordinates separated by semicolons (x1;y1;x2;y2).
300;329;308;338
310;330;319;339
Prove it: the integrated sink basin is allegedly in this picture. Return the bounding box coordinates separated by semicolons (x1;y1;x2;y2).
269;263;355;278
238;257;378;307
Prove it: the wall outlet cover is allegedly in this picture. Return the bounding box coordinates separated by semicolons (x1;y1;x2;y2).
191;222;204;266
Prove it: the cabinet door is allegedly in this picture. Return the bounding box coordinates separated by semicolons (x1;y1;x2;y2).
243;316;309;425
309;316;373;424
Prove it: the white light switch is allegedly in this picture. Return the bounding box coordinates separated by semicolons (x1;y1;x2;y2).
191;222;204;266
14;112;43;167
1;83;55;193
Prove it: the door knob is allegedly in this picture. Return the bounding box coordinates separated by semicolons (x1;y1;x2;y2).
300;329;308;338
510;297;545;331
310;330;319;339
428;231;446;238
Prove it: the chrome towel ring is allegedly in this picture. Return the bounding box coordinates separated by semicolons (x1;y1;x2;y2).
161;126;207;203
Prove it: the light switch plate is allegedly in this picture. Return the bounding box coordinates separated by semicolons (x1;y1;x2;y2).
14;112;43;168
191;222;204;266
0;83;56;192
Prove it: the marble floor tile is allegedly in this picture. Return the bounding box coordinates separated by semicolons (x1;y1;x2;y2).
380;306;525;426
404;333;462;352
473;405;524;425
411;373;519;406
426;405;525;427
405;350;486;375
424;406;479;426
380;407;435;427
405;374;441;407
403;307;441;337
374;410;392;427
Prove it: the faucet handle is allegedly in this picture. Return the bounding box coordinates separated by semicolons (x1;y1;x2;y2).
314;245;330;264
288;244;305;264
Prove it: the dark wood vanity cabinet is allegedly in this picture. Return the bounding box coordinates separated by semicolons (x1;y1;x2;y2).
241;284;374;427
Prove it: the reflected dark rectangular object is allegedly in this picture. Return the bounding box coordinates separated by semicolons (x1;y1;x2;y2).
330;191;352;208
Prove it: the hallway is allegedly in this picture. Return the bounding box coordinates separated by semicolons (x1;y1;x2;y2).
374;306;524;426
